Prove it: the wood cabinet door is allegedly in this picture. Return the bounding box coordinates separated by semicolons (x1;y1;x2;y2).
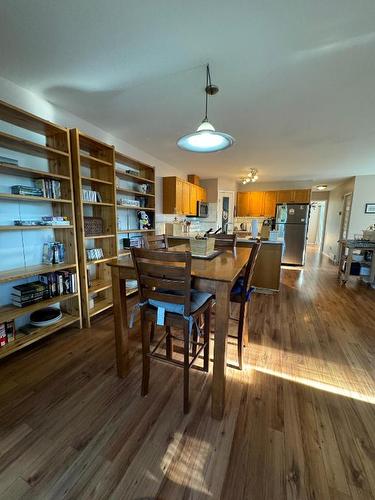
189;184;197;215
182;182;190;214
276;190;293;204
293;189;311;203
237;192;250;216
263;191;277;216
201;187;207;202
175;178;184;213
248;191;265;216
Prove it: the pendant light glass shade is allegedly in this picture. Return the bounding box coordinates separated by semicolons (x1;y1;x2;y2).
177;65;235;153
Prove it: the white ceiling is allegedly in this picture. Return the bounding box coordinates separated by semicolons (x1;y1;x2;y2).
1;0;375;187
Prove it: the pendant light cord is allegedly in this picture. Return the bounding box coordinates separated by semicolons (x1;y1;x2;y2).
204;64;211;121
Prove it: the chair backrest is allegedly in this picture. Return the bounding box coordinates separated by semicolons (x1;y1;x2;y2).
241;240;262;298
143;234;169;250
131;248;192;316
209;233;237;250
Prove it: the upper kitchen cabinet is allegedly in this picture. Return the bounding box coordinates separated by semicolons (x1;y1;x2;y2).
163;176;207;215
263;191;277;216
237;189;311;217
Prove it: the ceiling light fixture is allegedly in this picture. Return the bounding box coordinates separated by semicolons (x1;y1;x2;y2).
177;64;235;153
241;169;258;185
316;184;328;191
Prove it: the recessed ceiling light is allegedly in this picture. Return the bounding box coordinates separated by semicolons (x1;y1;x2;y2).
316;184;328;191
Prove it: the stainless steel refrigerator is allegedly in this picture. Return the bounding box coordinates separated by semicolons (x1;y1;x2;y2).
275;203;310;265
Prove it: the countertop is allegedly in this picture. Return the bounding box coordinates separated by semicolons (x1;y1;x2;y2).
167;234;283;245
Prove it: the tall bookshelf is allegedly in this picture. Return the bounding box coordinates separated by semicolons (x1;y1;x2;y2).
115;151;155;258
0;100;81;360
70;129;118;328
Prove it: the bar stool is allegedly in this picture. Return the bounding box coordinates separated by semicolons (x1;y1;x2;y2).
131;248;213;413
230;240;262;369
143;234;169;250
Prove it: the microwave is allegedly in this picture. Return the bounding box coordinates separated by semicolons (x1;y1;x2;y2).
197;201;209;218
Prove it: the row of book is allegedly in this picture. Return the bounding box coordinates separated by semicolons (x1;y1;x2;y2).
82;189;102;202
11;179;61;199
34;179;62;199
11;271;77;307
0;321;15;347
14;216;71;226
86;248;104;261
42;242;65;264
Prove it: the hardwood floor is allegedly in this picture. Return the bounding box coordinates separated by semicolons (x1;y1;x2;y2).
0;247;374;499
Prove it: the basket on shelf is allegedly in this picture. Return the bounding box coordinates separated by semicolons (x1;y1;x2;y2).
84;216;103;236
189;237;215;256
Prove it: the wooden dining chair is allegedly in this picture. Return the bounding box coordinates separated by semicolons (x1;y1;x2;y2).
230;240;262;369
131;247;213;413
143;233;169;250
208;233;237;250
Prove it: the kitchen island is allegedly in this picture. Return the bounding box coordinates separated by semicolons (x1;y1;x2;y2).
167;235;282;292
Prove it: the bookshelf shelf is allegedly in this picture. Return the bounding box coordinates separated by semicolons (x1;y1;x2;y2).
116;187;155;197
89;296;113;317
70;129;117;327
0;100;81;360
0;130;70;160
82;200;114;207
0;263;77;284
0;292;79;324
117;205;155;212
0;225;74;231
0;162;70;181
115;169;155;184
81;175;113;185
88;279;112;294
0;193;72;204
0;313;80;360
117;229;155;234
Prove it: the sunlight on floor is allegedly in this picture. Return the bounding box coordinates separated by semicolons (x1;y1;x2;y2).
244;344;375;404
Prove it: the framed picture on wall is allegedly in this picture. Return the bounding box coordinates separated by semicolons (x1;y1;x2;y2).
365;203;375;213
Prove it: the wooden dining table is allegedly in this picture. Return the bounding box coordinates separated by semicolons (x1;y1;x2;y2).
107;244;251;419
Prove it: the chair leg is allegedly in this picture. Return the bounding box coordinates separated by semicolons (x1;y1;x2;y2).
183;322;190;414
237;302;246;370
203;305;211;372
141;313;151;396
150;323;155;342
166;325;173;359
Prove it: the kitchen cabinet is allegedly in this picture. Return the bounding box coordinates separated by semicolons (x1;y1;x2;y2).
162;176;207;214
263;191;277;216
236;189;311;217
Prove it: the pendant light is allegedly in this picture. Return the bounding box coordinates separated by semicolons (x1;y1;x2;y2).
177;64;235;153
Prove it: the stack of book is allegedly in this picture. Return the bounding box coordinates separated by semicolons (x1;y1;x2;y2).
0;321;15;346
82;189;102;202
11;281;49;308
34;179;61;199
11;185;43;197
86;248;104;261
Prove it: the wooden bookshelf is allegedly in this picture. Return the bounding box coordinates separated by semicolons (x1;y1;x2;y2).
0;100;82;360
70;129;118;327
115;151;155;256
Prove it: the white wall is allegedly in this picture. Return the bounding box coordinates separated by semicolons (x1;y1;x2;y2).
323;178;355;260
349;175;375;236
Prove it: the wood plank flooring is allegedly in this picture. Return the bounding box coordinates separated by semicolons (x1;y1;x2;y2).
0;247;374;499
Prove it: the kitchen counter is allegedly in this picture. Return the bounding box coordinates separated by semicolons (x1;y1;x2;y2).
167;235;282;291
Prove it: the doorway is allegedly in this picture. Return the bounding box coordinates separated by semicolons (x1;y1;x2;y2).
307;200;327;252
218;191;235;234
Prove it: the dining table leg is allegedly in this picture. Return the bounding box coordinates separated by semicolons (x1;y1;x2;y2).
111;266;129;377
212;281;231;420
